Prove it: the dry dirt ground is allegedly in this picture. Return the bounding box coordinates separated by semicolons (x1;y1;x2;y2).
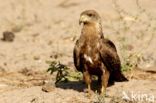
0;0;156;103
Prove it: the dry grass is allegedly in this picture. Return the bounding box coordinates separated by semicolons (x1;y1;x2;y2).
111;0;156;71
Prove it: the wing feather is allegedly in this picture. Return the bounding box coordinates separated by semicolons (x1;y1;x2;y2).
99;39;128;81
100;39;121;71
73;40;82;71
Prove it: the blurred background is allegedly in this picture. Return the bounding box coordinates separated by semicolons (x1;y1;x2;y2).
0;0;156;103
0;0;155;72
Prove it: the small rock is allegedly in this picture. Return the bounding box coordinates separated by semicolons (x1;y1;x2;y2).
1;31;15;42
42;82;55;92
33;56;40;60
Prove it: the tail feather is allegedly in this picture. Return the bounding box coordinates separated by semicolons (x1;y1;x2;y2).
110;70;128;82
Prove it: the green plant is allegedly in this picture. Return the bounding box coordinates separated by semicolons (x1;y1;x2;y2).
46;61;82;84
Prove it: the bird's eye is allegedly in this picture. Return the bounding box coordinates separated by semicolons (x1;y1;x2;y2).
88;14;93;17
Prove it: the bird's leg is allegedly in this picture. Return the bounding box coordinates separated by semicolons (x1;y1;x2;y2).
101;68;110;96
83;71;92;97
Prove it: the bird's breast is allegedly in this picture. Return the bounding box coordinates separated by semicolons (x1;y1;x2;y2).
84;54;102;75
84;54;94;64
81;43;100;64
81;49;103;75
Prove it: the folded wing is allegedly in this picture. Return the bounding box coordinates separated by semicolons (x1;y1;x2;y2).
99;39;128;82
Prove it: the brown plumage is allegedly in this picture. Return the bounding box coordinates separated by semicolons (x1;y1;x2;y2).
73;10;128;95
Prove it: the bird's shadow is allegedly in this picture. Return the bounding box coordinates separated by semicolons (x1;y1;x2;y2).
56;80;114;93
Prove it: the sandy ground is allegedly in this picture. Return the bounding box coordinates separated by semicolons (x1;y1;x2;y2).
0;0;156;103
0;68;155;103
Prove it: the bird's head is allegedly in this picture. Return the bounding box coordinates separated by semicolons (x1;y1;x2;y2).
79;10;101;25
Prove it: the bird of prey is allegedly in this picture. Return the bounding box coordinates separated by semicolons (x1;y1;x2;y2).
73;10;128;95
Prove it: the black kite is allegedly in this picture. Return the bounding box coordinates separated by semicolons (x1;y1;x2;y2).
73;10;128;95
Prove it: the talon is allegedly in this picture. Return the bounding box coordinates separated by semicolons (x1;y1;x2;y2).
84;88;90;93
85;90;92;98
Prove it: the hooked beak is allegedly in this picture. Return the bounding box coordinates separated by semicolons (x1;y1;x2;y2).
79;20;82;25
79;15;86;25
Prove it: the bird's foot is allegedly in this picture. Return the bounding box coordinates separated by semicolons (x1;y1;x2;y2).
100;91;110;98
84;88;93;98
